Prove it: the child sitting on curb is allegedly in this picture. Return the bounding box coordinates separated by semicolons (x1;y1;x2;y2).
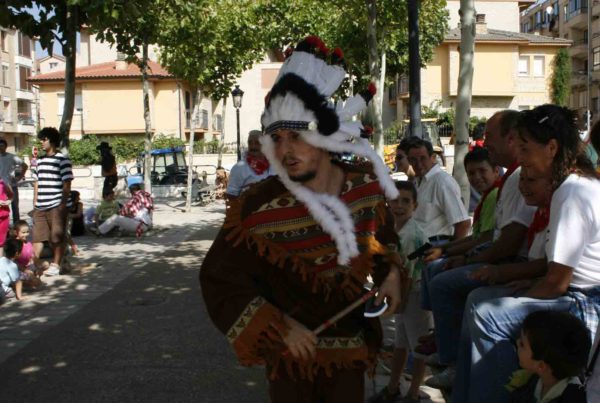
508;310;589;403
94;189;120;227
0;238;25;302
12;221;44;288
370;181;432;403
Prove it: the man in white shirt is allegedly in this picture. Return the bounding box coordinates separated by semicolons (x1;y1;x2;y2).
0;138;28;223
226;130;273;199
407;138;470;241
422;110;536;390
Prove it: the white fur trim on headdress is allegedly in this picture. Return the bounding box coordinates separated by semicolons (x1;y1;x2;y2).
260;36;398;265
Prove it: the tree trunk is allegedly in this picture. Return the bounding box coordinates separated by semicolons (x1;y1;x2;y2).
366;0;384;158
217;97;228;168
185;88;200;212
141;42;153;193
58;4;78;151
453;0;476;209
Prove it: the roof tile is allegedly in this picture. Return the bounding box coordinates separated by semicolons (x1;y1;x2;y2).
445;27;572;45
29;60;172;82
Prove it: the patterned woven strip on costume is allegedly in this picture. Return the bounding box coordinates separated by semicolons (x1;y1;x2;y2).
225;296;289;367
226;170;392;297
264;120;311;135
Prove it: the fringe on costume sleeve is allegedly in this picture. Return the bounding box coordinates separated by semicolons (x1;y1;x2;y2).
200;228;289;366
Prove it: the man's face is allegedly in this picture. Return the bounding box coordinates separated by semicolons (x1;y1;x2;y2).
247;135;262;157
40;137;52;152
483;114;510;166
407;146;436;178
466;160;499;194
271;129;327;183
0;142;6;154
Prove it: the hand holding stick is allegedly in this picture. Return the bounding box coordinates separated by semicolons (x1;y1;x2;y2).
281;287;379;357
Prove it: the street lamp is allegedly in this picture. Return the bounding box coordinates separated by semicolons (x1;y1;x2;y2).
231;85;244;161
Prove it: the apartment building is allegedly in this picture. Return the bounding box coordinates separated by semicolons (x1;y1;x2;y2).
447;0;536;31
392;16;570;120
29;57;225;141
520;0;600;127
0;27;37;153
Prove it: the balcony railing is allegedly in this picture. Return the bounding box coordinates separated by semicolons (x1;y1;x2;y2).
17;112;34;125
572;38;588;46
566;6;587;21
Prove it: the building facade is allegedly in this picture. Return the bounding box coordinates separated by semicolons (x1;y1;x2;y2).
447;0;535;31
393;16;570;120
520;0;600;127
29;59;223;142
0;27;36;153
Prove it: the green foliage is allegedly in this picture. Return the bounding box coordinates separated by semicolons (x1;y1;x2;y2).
0;1;112;146
151;134;186;150
254;0;449;88
69;135;101;165
157;0;265;101
193;139;220;154
422;106;440;119
551;48;571;107
469;116;487;134
437;109;455;130
111;137;144;162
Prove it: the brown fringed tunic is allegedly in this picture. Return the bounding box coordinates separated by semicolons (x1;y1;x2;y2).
200;162;399;383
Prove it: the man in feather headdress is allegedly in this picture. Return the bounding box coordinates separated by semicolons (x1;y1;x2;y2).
200;36;403;402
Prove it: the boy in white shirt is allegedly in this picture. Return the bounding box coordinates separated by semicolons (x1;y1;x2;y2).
370;181;432;403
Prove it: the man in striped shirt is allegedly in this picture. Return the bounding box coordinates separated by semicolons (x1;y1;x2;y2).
32;127;73;276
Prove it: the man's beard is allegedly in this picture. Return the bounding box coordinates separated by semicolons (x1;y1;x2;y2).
289;170;317;183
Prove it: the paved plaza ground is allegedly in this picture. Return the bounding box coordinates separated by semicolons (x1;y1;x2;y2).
0;197;443;402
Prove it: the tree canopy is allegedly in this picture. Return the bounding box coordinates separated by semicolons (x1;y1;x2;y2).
252;0;449;87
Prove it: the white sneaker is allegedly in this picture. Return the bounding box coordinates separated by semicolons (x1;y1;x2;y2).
425;366;456;390
45;264;60;276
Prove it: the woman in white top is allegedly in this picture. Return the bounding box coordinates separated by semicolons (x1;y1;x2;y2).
454;104;600;403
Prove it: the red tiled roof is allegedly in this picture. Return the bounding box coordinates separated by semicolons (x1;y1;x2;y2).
28;60;173;82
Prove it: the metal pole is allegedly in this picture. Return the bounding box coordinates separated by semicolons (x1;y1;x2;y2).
408;0;422;139
236;108;241;161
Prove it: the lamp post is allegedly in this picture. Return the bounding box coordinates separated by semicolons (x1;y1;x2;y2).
231;85;244;161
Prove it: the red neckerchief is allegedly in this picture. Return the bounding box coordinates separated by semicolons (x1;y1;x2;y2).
496;161;520;202
473;184;498;224
246;154;269;175
527;204;550;249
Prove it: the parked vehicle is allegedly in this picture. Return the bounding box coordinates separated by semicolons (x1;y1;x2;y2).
135;147;198;186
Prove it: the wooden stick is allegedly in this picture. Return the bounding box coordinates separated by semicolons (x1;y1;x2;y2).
313;287;379;335
281;287;379;357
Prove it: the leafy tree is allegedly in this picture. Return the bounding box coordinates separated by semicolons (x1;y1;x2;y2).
0;1;107;148
87;0;164;191
157;0;265;210
252;0;449;156
551;48;571;107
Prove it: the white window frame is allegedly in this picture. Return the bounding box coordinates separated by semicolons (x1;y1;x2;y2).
57;93;83;116
518;56;530;76
533;56;545;77
1;63;8;87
